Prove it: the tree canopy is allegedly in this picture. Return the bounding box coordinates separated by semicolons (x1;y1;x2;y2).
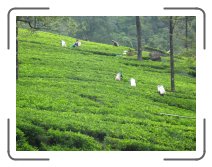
18;16;196;55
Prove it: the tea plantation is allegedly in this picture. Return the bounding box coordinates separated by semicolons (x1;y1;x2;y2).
16;29;196;151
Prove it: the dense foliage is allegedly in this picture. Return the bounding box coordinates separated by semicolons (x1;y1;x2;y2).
18;16;196;54
16;29;196;151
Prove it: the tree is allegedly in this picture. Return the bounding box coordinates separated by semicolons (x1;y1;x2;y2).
169;16;175;92
185;16;188;50
16;17;19;80
136;16;142;60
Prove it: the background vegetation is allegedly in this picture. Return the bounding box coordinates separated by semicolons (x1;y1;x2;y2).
18;16;196;55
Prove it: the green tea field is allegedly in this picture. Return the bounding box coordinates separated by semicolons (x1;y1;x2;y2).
16;29;196;151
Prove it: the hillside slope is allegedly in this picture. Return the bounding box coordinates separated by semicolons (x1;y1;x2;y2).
16;29;196;151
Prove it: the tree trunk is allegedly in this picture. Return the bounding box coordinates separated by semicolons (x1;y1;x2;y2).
185;16;188;50
34;16;37;29
169;16;175;92
16;17;19;80
136;16;142;61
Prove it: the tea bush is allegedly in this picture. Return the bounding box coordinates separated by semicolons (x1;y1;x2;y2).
17;29;196;151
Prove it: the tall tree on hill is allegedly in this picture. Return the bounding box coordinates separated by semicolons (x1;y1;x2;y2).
16;17;19;80
185;16;188;50
169;16;175;92
136;16;142;60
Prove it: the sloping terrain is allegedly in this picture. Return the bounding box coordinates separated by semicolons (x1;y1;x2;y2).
16;29;196;151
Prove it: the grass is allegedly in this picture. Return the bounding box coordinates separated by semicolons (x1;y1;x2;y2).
16;29;196;151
